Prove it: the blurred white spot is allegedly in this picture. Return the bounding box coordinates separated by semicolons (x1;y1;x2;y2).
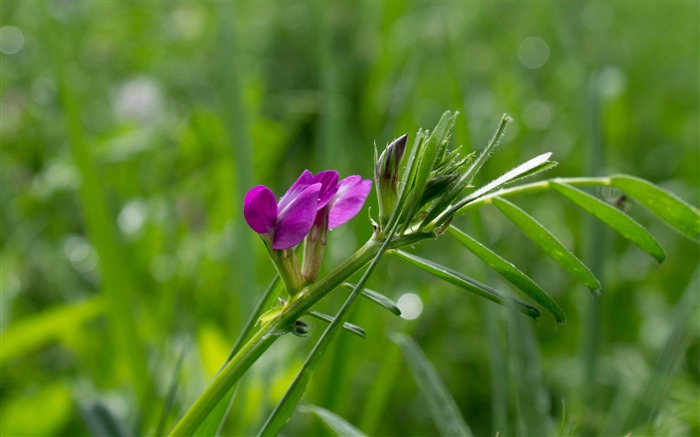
151;256;176;282
64;236;99;273
523;100;553;130
581;2;614;32
0;26;25;54
518;37;550;69
171;5;205;40
113;77;163;123
118;200;147;236
398;293;423;320
598;66;626;99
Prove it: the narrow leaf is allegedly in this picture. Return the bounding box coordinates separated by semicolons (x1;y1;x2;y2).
192;277;281;436
447;226;565;323
391;250;541;319
422;114;512;227
302;405;368;437
343;283;401;316
257;222;403;436
551;181;666;263
491;197;601;293
390;332;474;437
610;174;700;241
308;311;366;339
461;153;555;205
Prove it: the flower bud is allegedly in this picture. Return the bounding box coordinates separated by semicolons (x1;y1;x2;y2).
375;134;407;225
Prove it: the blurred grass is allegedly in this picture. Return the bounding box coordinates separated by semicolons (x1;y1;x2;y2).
2;1;698;436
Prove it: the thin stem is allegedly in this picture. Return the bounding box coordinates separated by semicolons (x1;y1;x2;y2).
169;231;435;436
453;176;612;216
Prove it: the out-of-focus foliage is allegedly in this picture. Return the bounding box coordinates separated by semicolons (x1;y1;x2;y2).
1;2;698;436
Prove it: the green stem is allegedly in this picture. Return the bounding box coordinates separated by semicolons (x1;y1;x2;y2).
453;176;612;216
169;231;435;436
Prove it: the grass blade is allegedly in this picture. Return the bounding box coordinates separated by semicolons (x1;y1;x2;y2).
391;250;541;319
447;226;565;323
390;332;473;437
343;283;401;316
192;277;281;436
610;174;700;241
0;297;103;365
308;311;367;339
551;181;666;263
492;197;601;293
257;223;403;436
302;405;368;437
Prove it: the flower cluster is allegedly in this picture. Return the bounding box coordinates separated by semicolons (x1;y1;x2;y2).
244;170;372;293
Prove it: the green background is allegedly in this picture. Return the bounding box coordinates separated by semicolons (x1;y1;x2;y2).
2;1;698;436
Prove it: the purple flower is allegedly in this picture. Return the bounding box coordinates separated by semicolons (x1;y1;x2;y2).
243;169;372;252
244;170;322;250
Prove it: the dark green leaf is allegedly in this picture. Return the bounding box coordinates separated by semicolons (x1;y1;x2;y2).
343;283;401;316
391;250;541;319
448;226;565;323
308;311;366;339
551;181;666;263
390;333;473;437
610;174;700;242
492;197;601;293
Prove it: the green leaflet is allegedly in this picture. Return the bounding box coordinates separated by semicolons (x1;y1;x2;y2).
610;174;700;242
391;250;541;319
390;332;474;437
302;405;368;437
447;226;565;323
551;181;666;263
491;197;601;293
308;311;367;339
343;283;401;316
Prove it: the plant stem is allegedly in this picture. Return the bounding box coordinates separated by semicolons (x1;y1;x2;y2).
453;176;613;216
169;231;435;436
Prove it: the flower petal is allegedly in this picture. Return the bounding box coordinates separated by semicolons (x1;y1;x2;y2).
243;185;278;234
312;170;339;209
278;169;314;212
273;183;322;249
328;176;373;229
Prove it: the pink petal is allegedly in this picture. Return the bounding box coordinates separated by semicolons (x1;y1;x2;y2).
328;177;372;229
312;170;339;209
278;170;314;212
243;185;278;234
273;183;322;249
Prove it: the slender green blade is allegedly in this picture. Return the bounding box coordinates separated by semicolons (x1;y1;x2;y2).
308;311;367;339
391;250;541;319
491;197;601;293
192;277;281;436
610;174;700;241
390;332;473;437
422;114;511;227
447;226;565;323
258;224;402;436
0;298;103;365
403;111;458;225
302;405;368;437
551;181;666;263
343;283;401;316
460;153;555;206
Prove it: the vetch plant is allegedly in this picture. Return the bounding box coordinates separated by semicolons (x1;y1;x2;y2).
169;111;699;436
